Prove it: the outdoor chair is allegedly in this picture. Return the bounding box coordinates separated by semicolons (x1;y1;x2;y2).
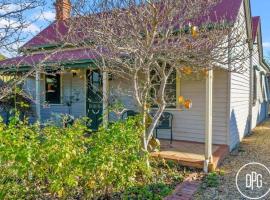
155;112;173;144
121;110;138;120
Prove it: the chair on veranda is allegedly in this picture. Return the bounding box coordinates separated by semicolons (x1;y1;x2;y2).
155;112;173;144
121;110;139;120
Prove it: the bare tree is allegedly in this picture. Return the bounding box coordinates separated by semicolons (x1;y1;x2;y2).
0;0;46;52
62;0;249;152
0;1;47;117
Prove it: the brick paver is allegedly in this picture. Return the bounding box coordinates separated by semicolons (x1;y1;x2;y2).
165;173;201;200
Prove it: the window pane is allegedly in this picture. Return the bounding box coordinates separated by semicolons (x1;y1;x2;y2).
151;69;177;108
166;70;177;108
45;73;61;104
253;67;257;104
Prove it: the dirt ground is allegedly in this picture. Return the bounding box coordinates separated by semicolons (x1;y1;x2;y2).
193;119;270;200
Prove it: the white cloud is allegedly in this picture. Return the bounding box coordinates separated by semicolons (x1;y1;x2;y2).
33;10;55;22
263;42;270;49
0;18;40;34
0;4;21;15
42;11;55;21
24;23;40;33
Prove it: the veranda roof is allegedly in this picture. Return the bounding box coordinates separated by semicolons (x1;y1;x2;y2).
0;48;98;72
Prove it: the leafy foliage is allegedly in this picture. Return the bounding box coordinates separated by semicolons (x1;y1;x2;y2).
0;115;149;199
205;172;219;187
0;55;5;61
82;116;149;198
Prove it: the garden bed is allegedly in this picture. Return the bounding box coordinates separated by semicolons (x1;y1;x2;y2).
106;159;194;200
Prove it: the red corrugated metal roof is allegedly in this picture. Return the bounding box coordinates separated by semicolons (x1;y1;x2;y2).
252;16;260;42
22;0;243;50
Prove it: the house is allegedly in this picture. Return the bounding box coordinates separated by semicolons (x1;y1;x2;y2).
0;0;269;172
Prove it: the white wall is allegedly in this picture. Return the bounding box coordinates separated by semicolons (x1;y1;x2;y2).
228;1;254;150
24;69;87;123
154;70;228;145
251;37;268;129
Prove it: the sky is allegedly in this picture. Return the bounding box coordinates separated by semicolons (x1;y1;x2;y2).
1;0;270;58
251;0;270;57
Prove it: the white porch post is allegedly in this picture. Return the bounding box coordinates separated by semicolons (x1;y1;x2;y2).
103;71;109;127
204;69;213;173
35;69;41;122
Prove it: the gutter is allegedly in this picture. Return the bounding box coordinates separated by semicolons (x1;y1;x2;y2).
0;59;95;73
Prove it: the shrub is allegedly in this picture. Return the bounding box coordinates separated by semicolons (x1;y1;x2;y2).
205;172;219;187
81;116;149;198
0;115;148;199
0;115;89;199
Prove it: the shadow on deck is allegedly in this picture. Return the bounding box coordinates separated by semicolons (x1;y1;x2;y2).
151;139;229;170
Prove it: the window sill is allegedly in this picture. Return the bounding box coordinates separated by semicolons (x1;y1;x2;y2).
151;108;185;111
43;103;65;107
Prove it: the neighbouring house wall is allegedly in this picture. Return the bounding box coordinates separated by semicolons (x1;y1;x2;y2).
23;69;87;123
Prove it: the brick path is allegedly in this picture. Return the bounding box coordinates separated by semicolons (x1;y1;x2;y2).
164;173;201;200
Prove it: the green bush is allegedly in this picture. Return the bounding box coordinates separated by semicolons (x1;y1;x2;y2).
0;115;148;199
205;172;219;187
82;116;149;198
121;183;171;200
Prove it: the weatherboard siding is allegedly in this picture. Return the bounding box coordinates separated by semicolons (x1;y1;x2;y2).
228;1;254;150
229;69;250;150
251;42;268;129
157;70;228;145
23;69;87;123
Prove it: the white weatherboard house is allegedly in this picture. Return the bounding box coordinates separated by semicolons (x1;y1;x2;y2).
0;0;269;171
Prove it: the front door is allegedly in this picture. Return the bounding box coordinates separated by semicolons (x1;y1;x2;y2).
86;70;103;130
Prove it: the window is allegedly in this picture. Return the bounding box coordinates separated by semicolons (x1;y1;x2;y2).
150;69;179;109
266;76;270;101
253;66;257;104
45;73;61;104
260;72;266;101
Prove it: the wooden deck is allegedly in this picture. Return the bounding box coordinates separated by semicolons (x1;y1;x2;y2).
151;140;229;170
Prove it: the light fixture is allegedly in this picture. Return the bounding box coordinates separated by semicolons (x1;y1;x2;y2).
47;84;55;93
71;69;77;77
